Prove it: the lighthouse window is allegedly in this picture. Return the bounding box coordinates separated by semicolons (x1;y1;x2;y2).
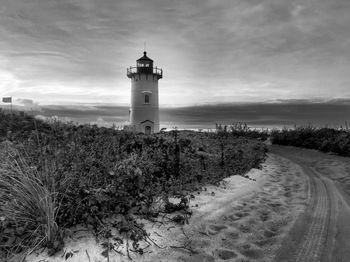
144;94;150;104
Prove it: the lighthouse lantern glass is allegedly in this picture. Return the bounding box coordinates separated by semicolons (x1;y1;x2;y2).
137;61;151;67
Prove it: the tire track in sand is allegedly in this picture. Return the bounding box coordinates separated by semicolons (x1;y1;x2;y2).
295;166;330;262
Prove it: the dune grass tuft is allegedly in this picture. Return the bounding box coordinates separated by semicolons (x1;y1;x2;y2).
0;147;60;258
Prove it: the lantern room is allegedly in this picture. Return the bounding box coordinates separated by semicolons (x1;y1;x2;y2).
127;51;162;79
136;51;153;74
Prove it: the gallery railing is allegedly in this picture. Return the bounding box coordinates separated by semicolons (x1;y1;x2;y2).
127;67;163;79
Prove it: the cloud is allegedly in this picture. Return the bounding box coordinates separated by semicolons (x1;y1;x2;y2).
16;98;39;107
33;100;350;130
0;0;349;106
37;104;130;125
160;101;350;129
7;51;67;58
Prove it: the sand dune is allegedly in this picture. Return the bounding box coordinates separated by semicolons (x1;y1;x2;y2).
25;153;310;262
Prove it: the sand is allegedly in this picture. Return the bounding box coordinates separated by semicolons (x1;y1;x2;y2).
24;153;309;262
269;145;350;262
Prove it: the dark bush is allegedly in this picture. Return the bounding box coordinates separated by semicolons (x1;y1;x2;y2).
270;126;350;157
0;110;267;258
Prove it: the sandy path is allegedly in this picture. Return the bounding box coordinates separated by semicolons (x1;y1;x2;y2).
123;153;309;262
271;145;350;262
294;167;332;262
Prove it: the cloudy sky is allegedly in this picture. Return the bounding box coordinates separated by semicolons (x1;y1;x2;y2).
0;0;350;127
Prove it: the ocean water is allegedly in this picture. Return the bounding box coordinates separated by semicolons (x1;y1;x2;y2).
3;102;350;131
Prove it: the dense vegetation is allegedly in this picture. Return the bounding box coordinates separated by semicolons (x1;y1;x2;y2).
0;109;266;260
271;126;350;157
221;122;269;141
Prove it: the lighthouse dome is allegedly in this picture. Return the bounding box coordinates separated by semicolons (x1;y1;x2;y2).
137;51;153;62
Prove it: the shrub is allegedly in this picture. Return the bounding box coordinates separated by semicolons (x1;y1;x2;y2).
270;126;350;157
0;111;267;258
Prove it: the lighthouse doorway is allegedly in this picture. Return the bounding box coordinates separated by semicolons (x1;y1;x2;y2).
145;126;151;135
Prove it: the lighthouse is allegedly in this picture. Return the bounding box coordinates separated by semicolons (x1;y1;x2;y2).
127;52;163;134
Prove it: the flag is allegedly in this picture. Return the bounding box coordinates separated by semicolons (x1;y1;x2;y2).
2;97;12;103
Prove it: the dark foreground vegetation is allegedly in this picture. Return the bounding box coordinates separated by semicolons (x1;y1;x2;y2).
271;126;350;157
0;110;266;260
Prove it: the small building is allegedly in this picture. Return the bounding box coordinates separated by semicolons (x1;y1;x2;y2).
127;52;163;134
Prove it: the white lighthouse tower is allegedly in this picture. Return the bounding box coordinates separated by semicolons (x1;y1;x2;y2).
127;51;163;134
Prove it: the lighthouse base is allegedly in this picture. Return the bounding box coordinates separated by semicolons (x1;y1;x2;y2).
126;121;159;134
